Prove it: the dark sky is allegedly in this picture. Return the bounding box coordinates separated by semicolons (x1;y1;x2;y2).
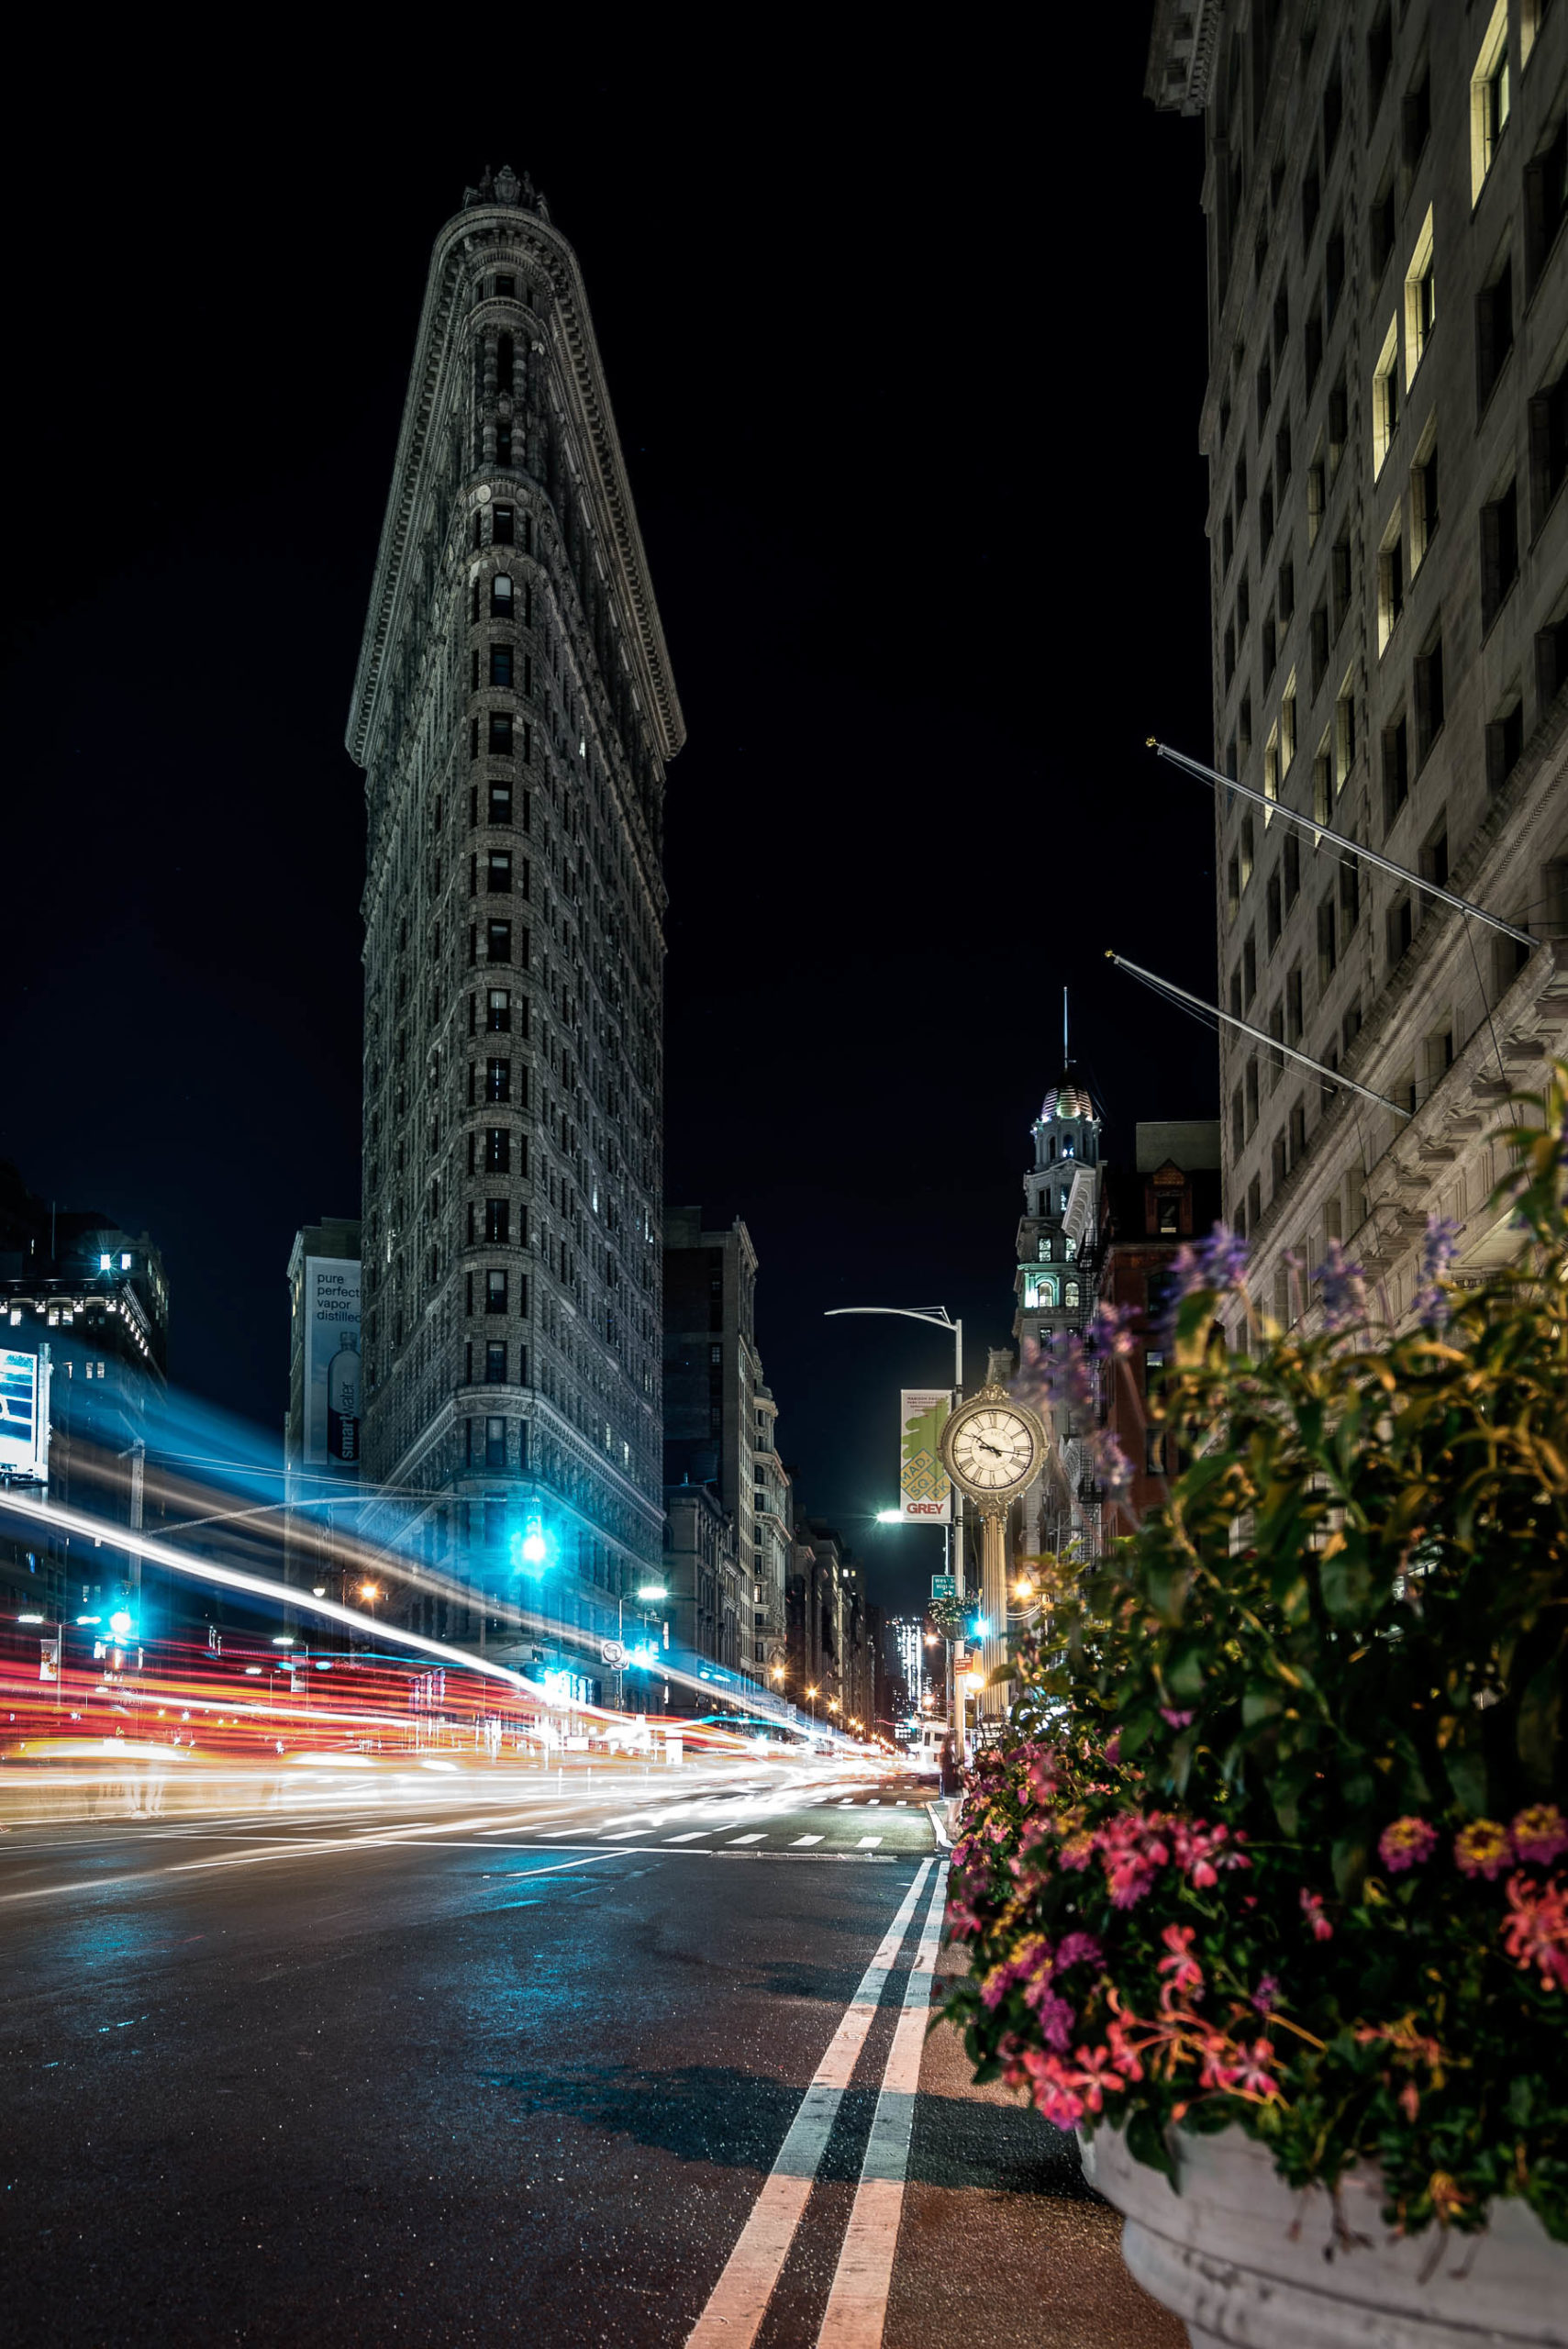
0;27;1211;1617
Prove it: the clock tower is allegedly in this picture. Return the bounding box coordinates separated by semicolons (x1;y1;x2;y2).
1013;1059;1103;1564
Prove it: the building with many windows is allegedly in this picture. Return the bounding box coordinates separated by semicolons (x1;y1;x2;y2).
1150;1;1568;1325
1012;1067;1103;1562
662;1208;788;1687
347;169;680;1683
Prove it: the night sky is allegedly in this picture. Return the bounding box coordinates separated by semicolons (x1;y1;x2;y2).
0;27;1211;1617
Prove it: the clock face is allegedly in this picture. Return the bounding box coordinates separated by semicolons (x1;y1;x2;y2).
948;1405;1039;1496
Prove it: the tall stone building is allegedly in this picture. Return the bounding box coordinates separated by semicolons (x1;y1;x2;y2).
1150;3;1568;1324
662;1208;788;1686
347;169;682;1677
1012;1068;1103;1562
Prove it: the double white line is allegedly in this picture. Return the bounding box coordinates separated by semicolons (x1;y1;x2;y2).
686;1857;949;2349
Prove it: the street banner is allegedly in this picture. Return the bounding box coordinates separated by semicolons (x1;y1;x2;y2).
0;1348;50;1484
303;1257;361;1469
899;1388;951;1521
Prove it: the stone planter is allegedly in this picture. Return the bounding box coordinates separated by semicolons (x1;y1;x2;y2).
1080;2119;1568;2348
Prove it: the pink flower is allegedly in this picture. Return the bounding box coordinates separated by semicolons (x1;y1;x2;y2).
1160;1708;1195;1728
1067;2044;1129;2112
1016;2049;1086;2129
1512;1805;1568;1867
1378;1817;1438;1874
1251;1974;1280;2014
1500;1872;1568;1990
1453;1820;1514;1880
1106;2017;1145;2083
1054;1932;1103;1972
1300;1887;1333;1942
1157;1923;1204;1997
1230;2039;1282;2101
1104;1731;1122;1766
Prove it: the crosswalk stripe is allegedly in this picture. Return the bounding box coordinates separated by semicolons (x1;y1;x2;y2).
857;1836;882;1849
664;1830;711;1843
790;1834;823;1847
684;1862;932;2349
727;1833;766;1845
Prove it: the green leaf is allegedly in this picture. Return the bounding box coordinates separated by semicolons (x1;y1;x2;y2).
1125;2107;1177;2184
1443;1743;1490;1818
1331;1832;1370;1899
1518;1661;1562;1788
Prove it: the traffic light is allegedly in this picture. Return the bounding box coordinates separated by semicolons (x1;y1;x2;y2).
510;1514;551;1575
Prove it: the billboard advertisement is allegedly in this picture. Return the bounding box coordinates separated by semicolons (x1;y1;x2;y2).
898;1388;951;1522
0;1348;50;1484
303;1257;361;1470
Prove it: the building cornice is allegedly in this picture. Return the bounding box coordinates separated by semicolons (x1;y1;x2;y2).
348;201;684;772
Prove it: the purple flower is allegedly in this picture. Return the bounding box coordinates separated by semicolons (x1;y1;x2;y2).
1160;1707;1195;1729
1089;1429;1133;1497
1413;1214;1462;1330
1053;1932;1104;1972
1251;1973;1281;2015
1314;1239;1367;1331
1084;1301;1140;1363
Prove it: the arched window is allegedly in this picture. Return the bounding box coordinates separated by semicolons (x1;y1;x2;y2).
497;333;515;395
491;573;513;618
1063;1279;1081;1310
1062;1132;1075;1158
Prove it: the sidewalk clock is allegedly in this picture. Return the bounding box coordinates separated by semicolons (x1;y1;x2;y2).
940;1386;1046;1710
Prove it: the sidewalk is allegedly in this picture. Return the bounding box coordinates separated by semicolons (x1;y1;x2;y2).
884;1854;1183;2349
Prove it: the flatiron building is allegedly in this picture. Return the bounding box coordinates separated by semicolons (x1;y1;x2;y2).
347;167;683;1676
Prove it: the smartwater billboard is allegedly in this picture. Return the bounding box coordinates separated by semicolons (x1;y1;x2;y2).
898;1388;951;1522
303;1258;361;1469
0;1349;50;1483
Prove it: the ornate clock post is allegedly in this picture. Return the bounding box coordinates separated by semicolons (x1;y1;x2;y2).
939;1386;1047;1746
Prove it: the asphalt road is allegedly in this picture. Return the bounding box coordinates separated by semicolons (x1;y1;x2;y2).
0;1760;1178;2348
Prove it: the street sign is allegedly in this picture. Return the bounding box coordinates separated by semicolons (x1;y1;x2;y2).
600;1639;627;1667
930;1575;956;1600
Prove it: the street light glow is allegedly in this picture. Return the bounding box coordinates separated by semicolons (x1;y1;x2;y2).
359;1583;381;1600
635;1584;668;1601
272;1635;295;1646
874;1508;904;1524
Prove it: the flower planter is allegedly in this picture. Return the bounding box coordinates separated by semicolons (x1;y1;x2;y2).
1081;2121;1568;2349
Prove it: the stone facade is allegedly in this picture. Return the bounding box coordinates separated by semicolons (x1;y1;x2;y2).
1150;2;1568;1326
785;1519;875;1735
1012;1070;1103;1564
346;173;681;1675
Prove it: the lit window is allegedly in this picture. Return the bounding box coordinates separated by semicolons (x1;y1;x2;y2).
1404;206;1436;384
491;573;513;618
1470;1;1510;203
1373;317;1399;474
487;989;511;1032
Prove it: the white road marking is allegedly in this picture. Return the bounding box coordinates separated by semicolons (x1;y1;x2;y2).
789;1835;823;1847
925;1802;951;1849
727;1833;766;1845
866;1800;880;1807
895;1802;907;1809
684;1862;933;2349
664;1830;712;1843
815;1863;950;2349
857;1836;882;1850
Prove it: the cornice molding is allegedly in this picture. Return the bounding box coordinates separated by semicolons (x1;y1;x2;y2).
348;202;684;772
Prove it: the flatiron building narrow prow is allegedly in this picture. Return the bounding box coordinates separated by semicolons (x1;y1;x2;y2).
346;165;683;1679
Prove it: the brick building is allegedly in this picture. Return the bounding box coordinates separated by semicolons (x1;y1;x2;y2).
1096;1124;1224;1542
1149;2;1568;1329
347;169;679;1682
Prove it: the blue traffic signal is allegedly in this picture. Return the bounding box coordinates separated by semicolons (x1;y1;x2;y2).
510;1514;550;1575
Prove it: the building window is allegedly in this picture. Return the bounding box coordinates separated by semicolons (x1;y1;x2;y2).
1266;866;1282;951
1373;317;1399;474
485;1198;510;1244
491;573;513;617
1230;1085;1245;1156
488;780;513;825
484;1417;506;1471
1383;711;1410;829
1243;928;1258;1006
487;988;511;1032
1284;830;1300;908
1340;856;1361;938
485;1341;507;1384
1403;61;1432;172
1307;457;1325;548
496;329;515;388
1377;514;1405;653
1323;53;1343;162
1286;963;1304;1044
1063;1280;1080;1311
1481;479;1520;632
1157;1194;1181;1237
489;643;513;688
1526;111;1568;293
1536;603;1568;708
1471;1;1511;202
1334;679;1357;789
1487;691;1526;791
1411;432;1440;569
1318;896;1338;985
1530;367;1568;529
1415;629;1446;766
485;1128;510;1174
487;850;512;892
1326;220;1346;322
493;506;515;545
486;1270;508;1315
486;1057;510;1104
1405;206;1436;380
1246;1053;1260;1132
1330;535;1352;639
488;711;513;756
1370;173;1396;282
486;919;511;963
1387;894;1415;967
1477;251;1515;410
